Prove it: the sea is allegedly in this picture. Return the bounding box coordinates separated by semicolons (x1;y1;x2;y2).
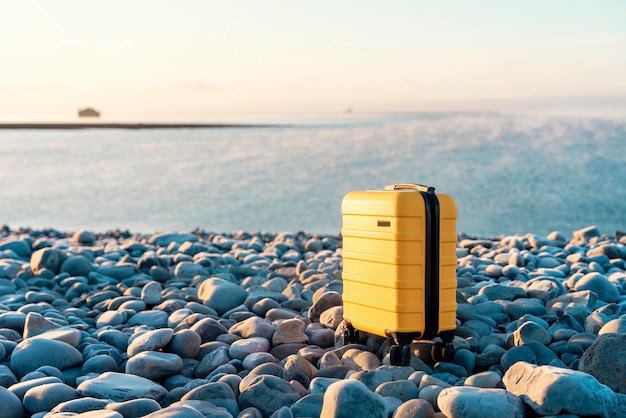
1;111;625;238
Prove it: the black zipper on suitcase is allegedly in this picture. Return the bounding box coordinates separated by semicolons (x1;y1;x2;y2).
421;189;440;340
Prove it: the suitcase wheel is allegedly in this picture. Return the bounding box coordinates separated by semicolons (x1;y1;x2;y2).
390;344;411;366
431;341;455;363
343;322;359;345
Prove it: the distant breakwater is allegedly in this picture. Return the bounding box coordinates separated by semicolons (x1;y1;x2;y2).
0;122;288;130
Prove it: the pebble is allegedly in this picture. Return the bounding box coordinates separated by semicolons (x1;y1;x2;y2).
23;382;79;414
320;379;387;418
239;375;301;417
127;329;174;357
503;361;617;417
579;333;626;394
10;338;83;378
76;372;168;402
438;386;525;418
272;318;309;345
574;272;620;303
125;351;183;380
464;371;502;388
0;226;622;417
180;382;239;416
0;386;25;418
198;278;248;316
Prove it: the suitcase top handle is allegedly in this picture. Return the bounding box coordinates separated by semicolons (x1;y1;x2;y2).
384;183;435;193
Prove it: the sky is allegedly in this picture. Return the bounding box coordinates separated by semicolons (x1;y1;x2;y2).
0;0;625;121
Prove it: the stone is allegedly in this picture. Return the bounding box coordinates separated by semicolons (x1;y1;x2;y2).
341;348;381;371
500;345;536;372
599;317;626;335
464;371;502;388
96;311;124;329
0;386;24;418
229;337;271;360
30;248;66;274
320;306;344;329
60;255;93;277
512;321;551;346
290;394;324;418
166;329;201;359
141;281;163;305
0;365;18;387
10;338;83;378
73;229;97;245
452;348;476;375
125;351;183;380
579;333;626;394
190;317;229;343
8;376;63;399
0;238;31;259
348;370;393;391
573;225;600;241
239;375;301;417
181;382;239;416
437;386;525;418
478;284;526;301
195;347;230;378
272;318;309;346
375;380;419;402
97;263;137;280
320;379;387;418
22;312;60;338
106;398;161;417
524;277;565;301
149;232;198;246
30;328;83;348
50;397;112;414
229;316;275;340
82;355;119;375
308;291;342;322
173;262;209;279
127;329;174;357
503;361;617;417
77;372;168;402
141;405;205;417
392;398;434;418
22;382;79;414
502;298;547;319
282;354;318;388
198;277;248;315
127;310;169;328
574;272;620;303
242;352;277;371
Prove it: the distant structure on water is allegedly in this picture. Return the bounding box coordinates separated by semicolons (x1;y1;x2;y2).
78;107;101;118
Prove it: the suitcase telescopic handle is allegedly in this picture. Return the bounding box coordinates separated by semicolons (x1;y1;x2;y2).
385;183;435;193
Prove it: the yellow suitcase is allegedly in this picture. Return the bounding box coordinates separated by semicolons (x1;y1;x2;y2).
341;184;458;365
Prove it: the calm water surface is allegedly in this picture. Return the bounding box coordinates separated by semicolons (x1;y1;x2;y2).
1;112;625;237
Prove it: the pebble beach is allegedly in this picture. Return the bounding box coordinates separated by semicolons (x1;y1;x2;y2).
0;224;625;418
